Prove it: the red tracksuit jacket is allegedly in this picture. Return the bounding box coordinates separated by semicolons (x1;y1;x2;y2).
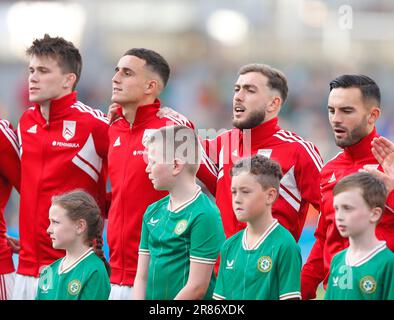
202;117;323;241
17;92;109;277
107;99;218;286
0;119;20;274
301;128;394;299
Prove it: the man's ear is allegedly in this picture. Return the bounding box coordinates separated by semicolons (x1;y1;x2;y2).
64;73;77;90
267;95;282;114
145;79;158;94
367;106;380;125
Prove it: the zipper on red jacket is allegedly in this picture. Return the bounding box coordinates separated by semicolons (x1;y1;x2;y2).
119;125;133;285
36;121;50;276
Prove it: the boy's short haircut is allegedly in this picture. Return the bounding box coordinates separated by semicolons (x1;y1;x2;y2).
26;34;82;90
333;172;387;211
146;125;201;174
230;155;283;191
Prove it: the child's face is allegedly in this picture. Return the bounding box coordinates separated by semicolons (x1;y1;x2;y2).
47;204;78;250
231;171;275;223
333;188;376;238
145;143;174;190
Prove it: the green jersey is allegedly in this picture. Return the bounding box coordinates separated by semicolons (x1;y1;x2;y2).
36;249;110;300
139;188;225;300
213;219;301;300
325;243;394;300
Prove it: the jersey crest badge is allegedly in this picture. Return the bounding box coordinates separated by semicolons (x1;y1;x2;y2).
68;279;82;295
174;219;188;235
359;276;377;294
62;120;76;141
257;256;272;273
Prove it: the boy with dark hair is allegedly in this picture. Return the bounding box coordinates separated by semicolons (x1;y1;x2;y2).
325;172;394;299
14;34;109;299
213;155;302;300
134;125;225;300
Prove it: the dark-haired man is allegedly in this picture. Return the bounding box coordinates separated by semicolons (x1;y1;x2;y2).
301;74;394;299
203;64;323;242
106;48;217;299
13;34;109;299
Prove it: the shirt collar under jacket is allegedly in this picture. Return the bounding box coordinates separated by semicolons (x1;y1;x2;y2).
33;91;78;125
343;127;378;161
116;99;162;128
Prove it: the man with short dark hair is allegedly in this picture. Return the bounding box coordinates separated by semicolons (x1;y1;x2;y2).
106;48;217;299
301;74;394;300
14;34;109;299
203;63;323;241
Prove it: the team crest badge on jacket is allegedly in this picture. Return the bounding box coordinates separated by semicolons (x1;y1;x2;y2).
63;120;76;141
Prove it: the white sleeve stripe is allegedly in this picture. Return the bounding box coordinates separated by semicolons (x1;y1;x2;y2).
189;256;217;262
279;292;302;299
17;125;23;157
199;140;219;175
189;258;216;265
72;102;109;124
138;251;150;256
276;131;324;168
212;293;225;300
189;260;216;265
0;121;20;157
200;151;219;177
274;132;323;171
275;130;324;168
163;114;191;127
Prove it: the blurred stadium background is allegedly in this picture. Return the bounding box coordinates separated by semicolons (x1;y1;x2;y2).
2;0;394;299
